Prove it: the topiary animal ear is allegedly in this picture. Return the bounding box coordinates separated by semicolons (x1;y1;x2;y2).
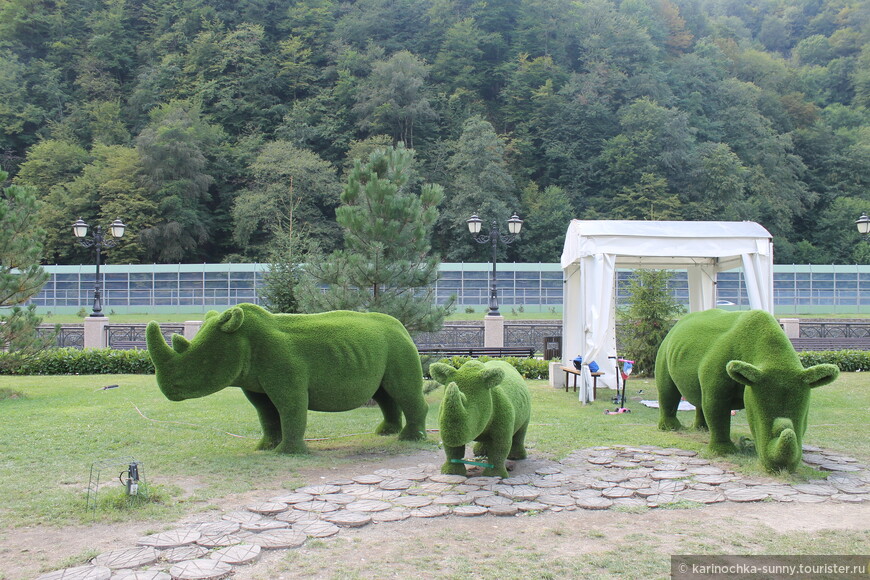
481;367;504;390
726;360;762;387
430;362;456;385
218;307;244;334
803;364;839;389
204;310;220;321
171;334;190;353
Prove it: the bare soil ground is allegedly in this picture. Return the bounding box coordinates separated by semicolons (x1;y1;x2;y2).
2;449;868;580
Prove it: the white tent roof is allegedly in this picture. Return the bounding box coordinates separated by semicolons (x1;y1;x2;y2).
560;220;774;404
561;220;773;271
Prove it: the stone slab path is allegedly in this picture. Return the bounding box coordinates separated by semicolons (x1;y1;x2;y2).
36;445;869;580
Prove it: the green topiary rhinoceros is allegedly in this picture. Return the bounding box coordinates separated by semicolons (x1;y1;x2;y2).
655;309;839;472
431;359;531;478
146;303;428;454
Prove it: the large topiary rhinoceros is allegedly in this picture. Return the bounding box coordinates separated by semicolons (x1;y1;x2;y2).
655;309;839;472
146;303;428;454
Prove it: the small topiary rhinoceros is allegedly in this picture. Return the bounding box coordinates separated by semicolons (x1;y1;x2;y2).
431;359;531;478
146;303;428;454
655;309;839;472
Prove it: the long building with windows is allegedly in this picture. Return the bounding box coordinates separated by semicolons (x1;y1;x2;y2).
30;262;870;315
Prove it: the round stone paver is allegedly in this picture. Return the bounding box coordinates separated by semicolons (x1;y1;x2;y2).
293;520;341;538
35;566;112;580
410;505;451;518
575;496;614;510
275;510;320;524
453;505;488;517
791;484;837;496
246;501;287;515
433;494;466;505
601;487;635;499
322;510;373;527
241;519;290;532
360;489;403;501
209;544;261;565
195;531;244;548
724;488;769;502
474;494;513;507
791;493;830;503
352;474;384;485
92;547;158;569
393;495;433;509
137;529;201;548
538;493;577;507
168;559;232;580
249;529;308;549
429;474;467;484
269;493;313;505
514;500;549;512
650;470;690;480
489;504;520;516
112;571;171;580
380;479;413;491
680;490;725;504
371;508;411;522
293;500;339;513
345;499;392;512
296;484;341;495
159;545;209;563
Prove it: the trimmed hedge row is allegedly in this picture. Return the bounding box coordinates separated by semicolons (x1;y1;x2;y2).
427;355;551;380
0;348;866;376
0;348;155;375
797;349;870;372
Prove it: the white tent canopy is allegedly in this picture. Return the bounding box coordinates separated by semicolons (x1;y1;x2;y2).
560;220;773;403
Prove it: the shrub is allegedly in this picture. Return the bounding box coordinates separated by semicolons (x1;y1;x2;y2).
426;355;551;380
0;348;154;375
799;349;870;372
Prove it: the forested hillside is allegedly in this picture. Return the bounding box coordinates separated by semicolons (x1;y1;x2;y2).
2;0;869;265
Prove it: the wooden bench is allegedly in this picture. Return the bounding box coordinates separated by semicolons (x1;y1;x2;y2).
560;366;604;398
789;337;870;351
417;347;536;358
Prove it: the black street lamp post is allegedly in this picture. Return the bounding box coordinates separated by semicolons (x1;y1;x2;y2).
73;218;126;317
466;212;523;316
856;213;870;237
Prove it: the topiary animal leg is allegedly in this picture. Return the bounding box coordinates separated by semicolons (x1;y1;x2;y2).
508;422;528;460
441;444;467;475
702;391;738;455
379;353;428;441
656;372;683;431
693;407;708;431
371;387;403;436
242;390;282;450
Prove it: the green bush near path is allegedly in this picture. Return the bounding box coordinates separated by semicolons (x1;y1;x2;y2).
3;349;865;376
0;372;866;530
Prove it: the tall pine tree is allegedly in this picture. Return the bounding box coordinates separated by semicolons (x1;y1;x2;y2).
299;145;452;333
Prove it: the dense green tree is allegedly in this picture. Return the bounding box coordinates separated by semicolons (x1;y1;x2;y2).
0;170;55;369
439;115;518;261
299;145;451;332
353;50;436;147
0;0;869;265
517;183;573;262
617;269;685;377
232;140;341;258
135;101;224;262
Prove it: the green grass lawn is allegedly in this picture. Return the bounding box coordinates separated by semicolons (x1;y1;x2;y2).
0;372;866;529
